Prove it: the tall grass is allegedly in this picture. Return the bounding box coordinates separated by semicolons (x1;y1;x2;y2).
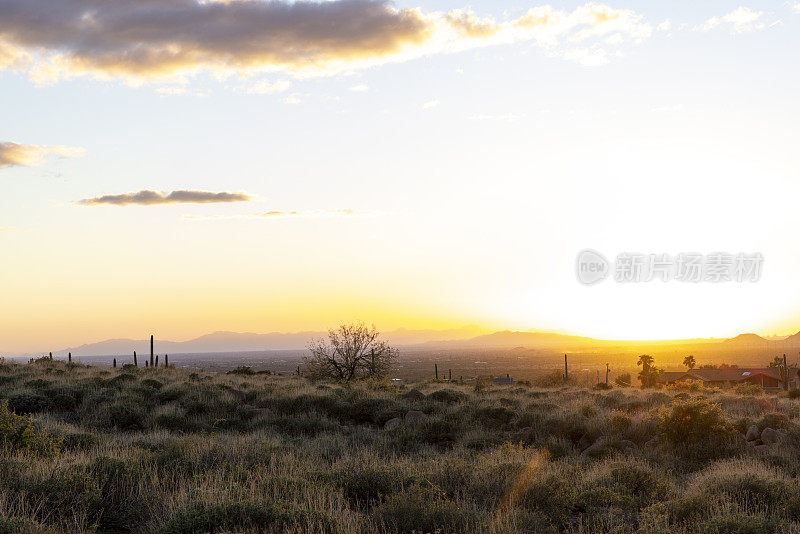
0;358;799;532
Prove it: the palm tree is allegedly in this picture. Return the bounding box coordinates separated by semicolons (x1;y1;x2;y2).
683;355;696;370
637;354;655;388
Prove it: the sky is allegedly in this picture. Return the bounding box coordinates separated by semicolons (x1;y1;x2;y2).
1;0;799;353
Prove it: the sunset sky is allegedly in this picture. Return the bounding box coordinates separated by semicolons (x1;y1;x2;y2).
1;0;799;353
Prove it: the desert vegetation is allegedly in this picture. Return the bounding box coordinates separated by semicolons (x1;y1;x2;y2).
3;357;800;533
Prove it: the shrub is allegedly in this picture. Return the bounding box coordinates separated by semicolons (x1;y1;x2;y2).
141;379;164;390
374;486;478;534
101;399;146;430
109;373;137;385
226;366;255;376
0;515;50;534
7;392;50;414
581;461;671;510
519;473;577;528
60;431;100;451
153;405;192;431
0;400;60;456
757;412;789;430
655;397;731;444
735;383;763;396
334;462;414;506
700;513;775;534
472;406;514;428
428;389;467;404
157;501;311;534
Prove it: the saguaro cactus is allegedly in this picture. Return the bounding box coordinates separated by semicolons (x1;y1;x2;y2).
134;351;138;367
113;358;117;368
150;335;154;367
155;355;159;367
165;354;169;367
68;352;72;364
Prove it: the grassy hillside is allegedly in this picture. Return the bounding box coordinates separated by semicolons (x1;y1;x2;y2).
2;358;800;533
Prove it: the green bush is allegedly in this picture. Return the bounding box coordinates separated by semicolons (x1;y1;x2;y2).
374;486;478;534
428;389;468;404
655;397;731;444
472;406;515;428
0;400;60;456
7;392;51;414
101;399;146;430
226;366;255;375
334;463;414;506
519;473;577;528
157;501;315;534
141;378;164;390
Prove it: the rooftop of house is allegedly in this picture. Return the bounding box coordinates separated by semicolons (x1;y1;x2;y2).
659;367;793;383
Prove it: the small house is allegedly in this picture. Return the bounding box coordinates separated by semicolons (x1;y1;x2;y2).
493;374;514;385
658;367;800;390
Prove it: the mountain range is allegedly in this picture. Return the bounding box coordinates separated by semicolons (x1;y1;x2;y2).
22;328;800;358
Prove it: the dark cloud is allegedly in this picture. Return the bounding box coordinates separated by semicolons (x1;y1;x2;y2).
0;0;431;79
79;190;252;206
0;1;652;82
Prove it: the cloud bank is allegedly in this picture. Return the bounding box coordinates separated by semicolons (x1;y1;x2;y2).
0;141;84;169
0;0;653;84
79;190;252;206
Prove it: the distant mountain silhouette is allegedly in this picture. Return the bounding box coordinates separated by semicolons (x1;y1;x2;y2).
417;330;600;349
49;326;487;357
723;333;772;346
780;331;800;345
35;327;800;358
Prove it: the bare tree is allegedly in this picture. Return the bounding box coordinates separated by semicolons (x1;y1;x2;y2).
304;323;397;381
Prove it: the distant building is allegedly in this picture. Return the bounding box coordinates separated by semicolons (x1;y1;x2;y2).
493;374;514;385
658;368;800;390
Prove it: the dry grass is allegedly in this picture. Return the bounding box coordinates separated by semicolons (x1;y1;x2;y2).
2;358;800;533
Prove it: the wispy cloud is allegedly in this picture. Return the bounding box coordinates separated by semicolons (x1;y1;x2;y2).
422;99;439;110
78;190;252;206
699;7;765;33
0;1;654;86
0;141;84;169
349;84;371;92
184;209;370;221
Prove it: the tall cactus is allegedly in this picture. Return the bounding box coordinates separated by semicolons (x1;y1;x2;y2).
150;335;154;367
155;354;159;367
165;354;169;367
134;350;138;367
68;352;72;364
113;358;117;368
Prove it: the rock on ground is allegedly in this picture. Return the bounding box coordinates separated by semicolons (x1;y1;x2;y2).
401;389;425;402
761;427;778;445
384;417;402;431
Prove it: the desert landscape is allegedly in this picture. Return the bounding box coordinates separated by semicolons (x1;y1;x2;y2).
3;348;800;533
